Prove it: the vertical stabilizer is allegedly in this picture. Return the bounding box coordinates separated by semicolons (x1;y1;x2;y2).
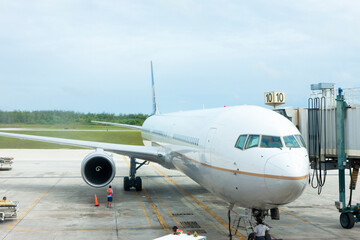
151;61;159;115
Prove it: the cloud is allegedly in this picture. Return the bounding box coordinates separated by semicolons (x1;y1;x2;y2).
0;1;359;112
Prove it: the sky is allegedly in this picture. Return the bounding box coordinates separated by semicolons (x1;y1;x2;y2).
0;0;359;114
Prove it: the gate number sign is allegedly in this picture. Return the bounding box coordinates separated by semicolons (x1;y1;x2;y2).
264;92;285;107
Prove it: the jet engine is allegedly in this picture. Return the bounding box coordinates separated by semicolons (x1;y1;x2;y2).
81;150;116;188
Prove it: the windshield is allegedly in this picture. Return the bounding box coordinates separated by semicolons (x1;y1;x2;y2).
260;135;283;148
283;135;300;148
235;135;247;150
245;135;260;149
294;135;306;148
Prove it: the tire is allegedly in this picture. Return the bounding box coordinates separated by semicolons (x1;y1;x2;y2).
124;177;130;191
346;212;355;229
340;212;355;229
135;176;142;191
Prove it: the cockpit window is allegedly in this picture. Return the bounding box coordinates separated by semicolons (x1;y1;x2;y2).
245;135;260;149
283;135;300;148
295;135;306;148
260;135;283;148
235;135;248;150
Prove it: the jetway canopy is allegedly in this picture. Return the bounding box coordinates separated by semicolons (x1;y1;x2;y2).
277;105;360;160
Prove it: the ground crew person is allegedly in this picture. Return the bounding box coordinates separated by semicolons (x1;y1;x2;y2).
172;226;183;235
253;218;269;240
0;196;9;202
106;186;113;208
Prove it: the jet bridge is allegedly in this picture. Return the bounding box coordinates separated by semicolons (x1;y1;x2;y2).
276;87;360;162
276;85;360;229
298;87;360;171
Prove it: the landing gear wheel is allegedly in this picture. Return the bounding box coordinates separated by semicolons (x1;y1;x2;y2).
135;176;142;191
340;212;355;229
124;177;130;191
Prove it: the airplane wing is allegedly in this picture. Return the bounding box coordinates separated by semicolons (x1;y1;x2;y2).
0;132;165;163
91;121;142;130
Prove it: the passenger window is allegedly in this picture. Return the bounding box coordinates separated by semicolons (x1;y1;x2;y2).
235;135;248;150
245;135;260;149
295;135;306;148
283;135;300;148
260;135;283;148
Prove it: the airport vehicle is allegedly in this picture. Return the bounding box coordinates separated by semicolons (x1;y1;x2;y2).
0;63;309;220
154;233;206;240
0;201;19;222
0;157;14;170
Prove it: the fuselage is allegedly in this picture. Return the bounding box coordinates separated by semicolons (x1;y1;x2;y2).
141;105;310;209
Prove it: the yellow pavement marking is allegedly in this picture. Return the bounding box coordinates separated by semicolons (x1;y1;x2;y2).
149;163;246;240
279;208;309;223
122;155;244;238
135;191;152;226
122;155;179;228
143;187;170;232
123;156;130;167
8;191;48;230
152;189;180;226
122;155;168;231
122;156;151;226
275;221;309;227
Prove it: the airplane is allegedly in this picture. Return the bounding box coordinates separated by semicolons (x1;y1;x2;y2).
0;62;310;221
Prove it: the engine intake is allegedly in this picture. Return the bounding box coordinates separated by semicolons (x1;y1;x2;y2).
81;150;116;188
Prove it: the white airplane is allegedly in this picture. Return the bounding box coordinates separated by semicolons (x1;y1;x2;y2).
0;63;309;220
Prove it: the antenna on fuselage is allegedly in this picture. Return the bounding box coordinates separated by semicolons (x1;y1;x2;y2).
151;61;160;115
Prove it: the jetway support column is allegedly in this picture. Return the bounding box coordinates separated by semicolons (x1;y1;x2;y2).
337;89;346;209
336;88;360;229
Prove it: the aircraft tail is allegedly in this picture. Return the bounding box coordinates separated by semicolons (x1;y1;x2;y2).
151;61;159;115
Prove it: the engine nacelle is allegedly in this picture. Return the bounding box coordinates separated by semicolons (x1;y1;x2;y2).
81;150;116;188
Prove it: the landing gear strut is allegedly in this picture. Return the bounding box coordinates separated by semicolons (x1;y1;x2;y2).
252;209;268;220
123;157;147;191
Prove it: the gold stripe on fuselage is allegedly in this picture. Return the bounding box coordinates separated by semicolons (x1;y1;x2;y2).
146;139;309;181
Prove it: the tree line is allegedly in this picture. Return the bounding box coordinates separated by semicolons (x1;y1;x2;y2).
0;110;149;126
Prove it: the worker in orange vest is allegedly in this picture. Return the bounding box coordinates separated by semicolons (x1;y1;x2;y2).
172;226;183;235
106;186;113;208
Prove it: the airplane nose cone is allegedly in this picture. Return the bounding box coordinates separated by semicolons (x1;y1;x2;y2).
264;152;309;205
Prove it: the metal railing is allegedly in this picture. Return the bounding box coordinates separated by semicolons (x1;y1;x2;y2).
310;87;360;107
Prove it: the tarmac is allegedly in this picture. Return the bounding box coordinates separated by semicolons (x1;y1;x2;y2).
0;149;359;240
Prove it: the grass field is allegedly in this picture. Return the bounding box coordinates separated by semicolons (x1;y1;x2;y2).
0;123;130;130
0;125;143;149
